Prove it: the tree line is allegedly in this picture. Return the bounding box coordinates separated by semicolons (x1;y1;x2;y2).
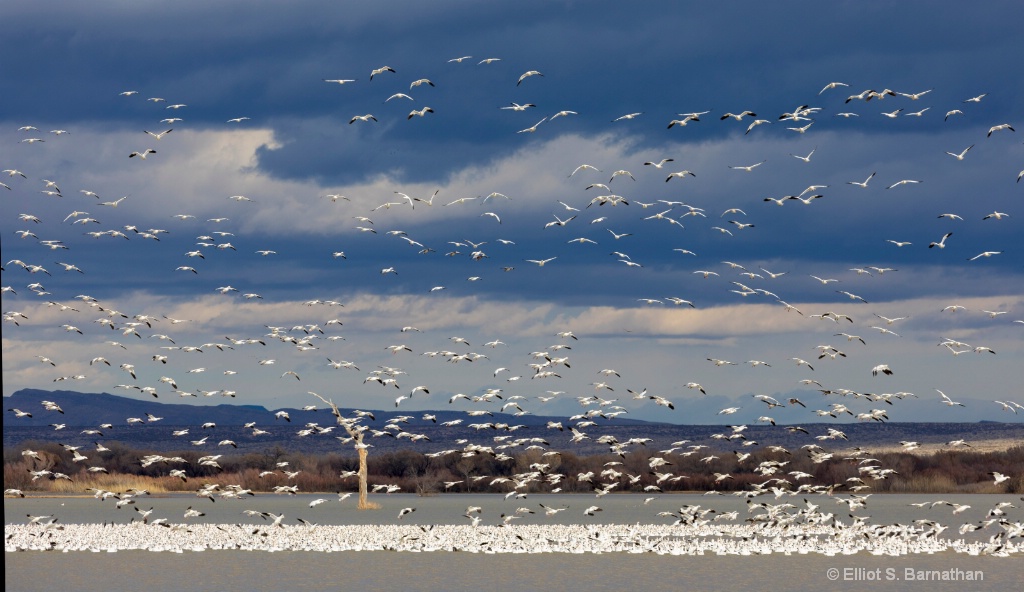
5;440;1021;496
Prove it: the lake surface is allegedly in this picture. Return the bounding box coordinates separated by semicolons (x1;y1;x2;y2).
6;493;1020;592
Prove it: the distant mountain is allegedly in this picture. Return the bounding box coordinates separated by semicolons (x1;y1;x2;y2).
5;389;1023;456
2;388;658;428
4;389;273;427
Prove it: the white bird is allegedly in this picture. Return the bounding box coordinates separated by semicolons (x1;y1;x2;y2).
928;232;953;249
945;145;974;160
369;66;396;80
501;102;536;111
517;117;547;134
937;389;965;407
665;170;696;182
129;149;157;159
568;164;601;177
407;107;434;119
790;147;816;163
517;70;543;86
729;161;765;172
819;81;849;94
987;123;1014;137
886;179;921;189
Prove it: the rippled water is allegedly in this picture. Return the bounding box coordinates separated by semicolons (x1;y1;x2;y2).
5;492;1017;528
6;493;1020;592
6;549;1020;592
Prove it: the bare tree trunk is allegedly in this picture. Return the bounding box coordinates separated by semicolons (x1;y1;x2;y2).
311;392;377;510
357;445;370;509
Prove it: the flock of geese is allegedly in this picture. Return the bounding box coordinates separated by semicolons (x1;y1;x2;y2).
2;52;1022;556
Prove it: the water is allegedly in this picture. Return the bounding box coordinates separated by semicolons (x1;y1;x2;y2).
5;493;1020;592
5;547;1019;592
4;492;1017;529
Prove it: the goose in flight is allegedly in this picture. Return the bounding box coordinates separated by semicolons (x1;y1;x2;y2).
787;194;822;205
667;116;700;128
349;114;377;124
720;111;756;121
409;78;434;89
517;70;543;85
945;145;974;160
847;172;880;187
886;179;921;189
612;112;643;122
873;313;908;325
836;290;867;303
525;257;557;267
407;107;434;119
144;129;173;139
707;358;736;367
569;164;601;177
968;251;1002;261
819;81;849;94
986;123;1014;137
724;159;765;172
129;149;157;159
501;102;536;111
517;117;547;133
99;196;128;208
928;232;952;249
791;358;815;371
937;389;965;407
745;119;771;134
369;66;395;80
665;170;696;182
871;364;893;376
545;214;576;228
790;147;816;163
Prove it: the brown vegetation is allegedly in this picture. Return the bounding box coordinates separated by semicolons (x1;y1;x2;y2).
5;441;1021;496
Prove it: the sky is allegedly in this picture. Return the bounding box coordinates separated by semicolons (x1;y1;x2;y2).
2;0;1022;426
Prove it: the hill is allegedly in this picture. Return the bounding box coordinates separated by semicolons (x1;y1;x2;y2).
5;389;1023;456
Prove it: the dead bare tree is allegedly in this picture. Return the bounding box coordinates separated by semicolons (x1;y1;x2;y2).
310;392;378;509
